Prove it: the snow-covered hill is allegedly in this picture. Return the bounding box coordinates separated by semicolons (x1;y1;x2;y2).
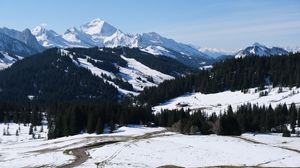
31;18;212;67
59;48;175;95
235;42;289;58
153;86;300;115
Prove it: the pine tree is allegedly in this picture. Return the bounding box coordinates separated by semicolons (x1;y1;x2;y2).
289;103;297;133
109;120;116;133
29;124;33;135
95;117;104;134
87;112;96;134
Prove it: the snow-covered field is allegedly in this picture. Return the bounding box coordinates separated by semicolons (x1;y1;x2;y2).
83;133;300;168
153;87;300;115
1;124;300;168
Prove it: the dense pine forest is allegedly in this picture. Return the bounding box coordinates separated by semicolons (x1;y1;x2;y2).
137;53;300;106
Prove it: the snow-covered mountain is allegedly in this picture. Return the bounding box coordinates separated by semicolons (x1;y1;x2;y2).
0;27;44;52
0;27;45;69
0;30;44;70
235;42;289;58
198;47;232;58
31;18;212;67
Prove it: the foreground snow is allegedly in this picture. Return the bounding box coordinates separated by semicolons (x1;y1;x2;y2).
153;87;300;115
81;133;300;168
1;124;300;167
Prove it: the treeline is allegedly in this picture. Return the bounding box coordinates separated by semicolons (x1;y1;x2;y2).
156;103;300;136
47;101;153;139
0;102;44;126
138;53;300;106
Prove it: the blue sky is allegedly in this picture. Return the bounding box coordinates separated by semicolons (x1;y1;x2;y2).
1;0;300;51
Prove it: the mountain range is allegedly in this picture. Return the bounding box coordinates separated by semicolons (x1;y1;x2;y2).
30;18;213;68
0;18;295;71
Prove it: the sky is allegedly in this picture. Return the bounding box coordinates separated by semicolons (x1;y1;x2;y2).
0;0;300;51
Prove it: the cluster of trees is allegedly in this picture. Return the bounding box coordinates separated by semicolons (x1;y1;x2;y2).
154;109;214;135
47;101;153;139
138;53;300;106
155;103;300;136
235;103;300;133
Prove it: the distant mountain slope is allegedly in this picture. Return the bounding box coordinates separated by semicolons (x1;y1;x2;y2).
0;27;44;52
31;18;213;68
0;28;45;69
0;47;192;102
234;42;289;58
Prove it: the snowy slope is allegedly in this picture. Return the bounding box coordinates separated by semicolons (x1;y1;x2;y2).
0;52;19;70
153;87;300;115
59;49;174;94
235;42;289;58
119;55;174;91
32;25;72;48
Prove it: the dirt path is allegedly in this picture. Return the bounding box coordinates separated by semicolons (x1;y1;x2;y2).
95;130;169;167
59;140;121;168
58;130;168;168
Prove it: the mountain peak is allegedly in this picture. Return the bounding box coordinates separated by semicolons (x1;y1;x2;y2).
90;18;105;24
31;25;47;36
252;42;266;48
81;18;117;36
235;43;288;58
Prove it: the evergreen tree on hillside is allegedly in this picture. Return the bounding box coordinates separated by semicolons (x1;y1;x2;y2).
289;103;297;132
219;105;241;136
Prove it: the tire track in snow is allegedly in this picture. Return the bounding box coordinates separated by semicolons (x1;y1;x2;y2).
235;136;300;167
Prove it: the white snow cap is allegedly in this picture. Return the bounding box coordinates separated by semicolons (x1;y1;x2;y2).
81;18;117;36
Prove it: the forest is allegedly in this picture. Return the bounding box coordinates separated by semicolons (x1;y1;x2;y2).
137;53;300;106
